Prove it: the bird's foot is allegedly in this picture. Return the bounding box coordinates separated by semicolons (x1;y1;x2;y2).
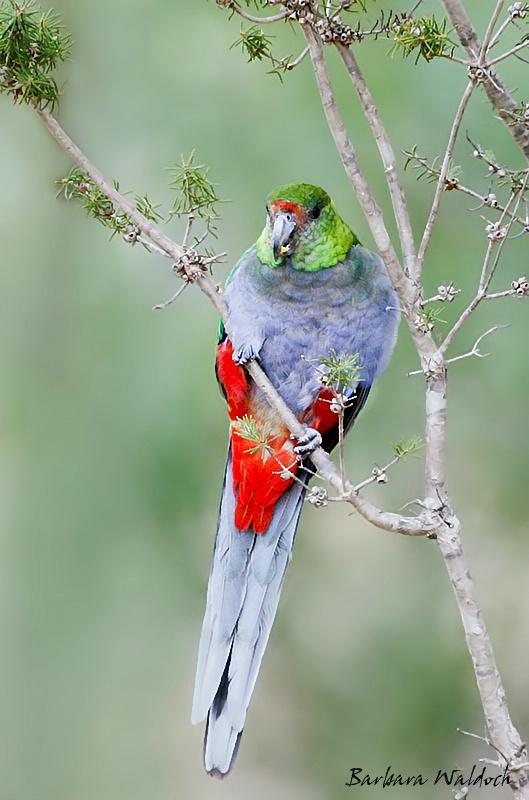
232;342;261;365
292;427;322;456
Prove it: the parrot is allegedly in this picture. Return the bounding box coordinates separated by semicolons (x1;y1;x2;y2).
191;183;399;778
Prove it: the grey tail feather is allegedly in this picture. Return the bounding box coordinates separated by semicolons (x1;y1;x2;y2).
192;448;309;777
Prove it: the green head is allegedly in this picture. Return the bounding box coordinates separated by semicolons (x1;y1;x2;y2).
256;184;359;272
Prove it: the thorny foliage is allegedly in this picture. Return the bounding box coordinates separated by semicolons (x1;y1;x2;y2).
59;153;226;255
167;150;224;238
225;1;465;77
414;305;447;334
307;349;363;395
402;124;529;335
392;435;424;460
232;414;277;455
388;14;456;62
222;0;462;66
0;0;71;108
231;24;275;62
58;168;163;247
404;141;529;262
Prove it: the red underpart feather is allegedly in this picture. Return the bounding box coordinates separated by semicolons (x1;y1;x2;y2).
231;428;295;534
216;338;298;534
216;339;249;420
305;388;338;437
216;343;340;535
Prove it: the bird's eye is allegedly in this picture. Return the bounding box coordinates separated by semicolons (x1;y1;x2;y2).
311;202;322;220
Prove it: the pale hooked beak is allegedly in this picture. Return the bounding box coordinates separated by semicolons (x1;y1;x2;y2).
272;210;297;261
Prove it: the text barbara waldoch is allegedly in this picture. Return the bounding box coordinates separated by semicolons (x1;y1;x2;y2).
345;765;510;788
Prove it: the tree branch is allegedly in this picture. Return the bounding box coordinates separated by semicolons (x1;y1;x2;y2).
301;22;417;309
336;43;416;276
416;81;475;274
36;103;428;538
479;0;506;63
441;175;528;354
435;512;529;797
37;108;185;261
443;324;510;365
488;40;529;67
231;6;287;24
441;0;529;159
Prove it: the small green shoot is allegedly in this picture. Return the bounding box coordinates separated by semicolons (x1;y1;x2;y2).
316;350;363;394
0;0;71;109
58;168;161;241
389;15;456;63
415;306;447;333
231;25;274;63
168;151;223;235
232;414;276;455
392;436;424;461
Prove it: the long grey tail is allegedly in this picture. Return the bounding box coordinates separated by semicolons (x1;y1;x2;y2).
191;449;307;777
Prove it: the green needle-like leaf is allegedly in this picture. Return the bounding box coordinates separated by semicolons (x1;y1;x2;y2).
0;0;71;109
232;414;276;455
230;25;274;63
389;15;456;63
313;349;363;394
392;436;424;460
168;150;223;234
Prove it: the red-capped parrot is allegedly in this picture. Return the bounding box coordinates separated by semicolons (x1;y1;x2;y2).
191;184;399;777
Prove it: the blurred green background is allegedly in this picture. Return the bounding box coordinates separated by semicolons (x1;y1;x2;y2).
1;1;528;798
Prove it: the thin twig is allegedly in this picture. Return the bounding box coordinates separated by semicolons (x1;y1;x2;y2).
441;176;527;355
488;40;529;66
455;184;529;229
421;283;460;306
267;449;317;491
37;108;185;261
354;453;409;492
440;53;470;66
404;150;529;231
182;212;195;248
137;235;172;257
416;81;474;274
441;242;503;355
153;280;189;310
228;3;287;24
479;0;506;64
338;408;346;493
285;46;309;70
441;0;529;159
479;239;497;292
482;174;529;293
485;289;516;299
488;16;512;52
336;43;416;276
301;23;415;308
444;324;510;365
